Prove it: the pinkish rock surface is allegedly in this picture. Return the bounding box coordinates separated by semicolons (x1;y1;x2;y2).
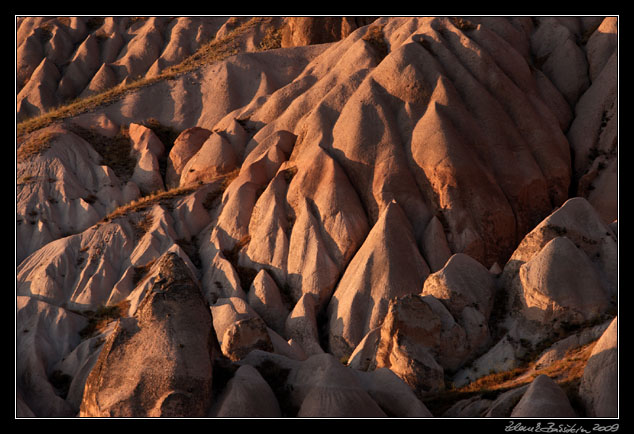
15;16;618;419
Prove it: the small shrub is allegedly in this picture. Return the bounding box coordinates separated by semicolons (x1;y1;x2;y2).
362;24;389;62
220;167;241;191
450;17;477;32
78;300;130;339
282;165;298;184
259;26;282;51
131;212;154;240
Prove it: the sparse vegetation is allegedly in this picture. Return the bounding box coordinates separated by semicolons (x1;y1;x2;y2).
258;25;282;51
362;24;389;62
281;165;297;184
131;212;154;239
17;17;273;138
421;333;598;417
17;174;37;185
546;224;568;237
102;186;197;222
77;300;130;339
450;17;477;32
220;167;241;190
17;130;61;161
142;118;180;149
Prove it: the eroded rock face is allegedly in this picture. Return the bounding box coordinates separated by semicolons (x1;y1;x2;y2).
579;316;618;417
422;253;496;357
16;296;88;417
16;125;134;264
209;364;281;417
327;200;430;360
454;197;617;387
79;252;215;417
502;198;616;338
15;16;618;419
371;295;447;393
510;374;576;418
281;17;377;47
166;127;212;188
517;236;609;327
241;351;405;417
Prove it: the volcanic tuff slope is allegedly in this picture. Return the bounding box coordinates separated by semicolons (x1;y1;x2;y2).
16;16;618;418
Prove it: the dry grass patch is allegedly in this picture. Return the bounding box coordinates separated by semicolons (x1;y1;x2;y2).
102;168;239;223
102;186;198;222
77;300;131;339
17;130;62;161
17;17;272;138
220;167;241;190
259;25;282;51
423;340;597;416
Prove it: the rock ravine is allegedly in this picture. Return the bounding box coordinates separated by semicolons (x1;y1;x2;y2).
16;15;618;419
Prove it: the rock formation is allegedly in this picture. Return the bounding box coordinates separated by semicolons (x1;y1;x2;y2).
79;252;215;417
16;15;618;419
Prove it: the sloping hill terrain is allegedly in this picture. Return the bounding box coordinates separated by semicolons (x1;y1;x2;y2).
16;16;617;418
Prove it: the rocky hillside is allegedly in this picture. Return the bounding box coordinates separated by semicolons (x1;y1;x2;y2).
16;16;618;418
